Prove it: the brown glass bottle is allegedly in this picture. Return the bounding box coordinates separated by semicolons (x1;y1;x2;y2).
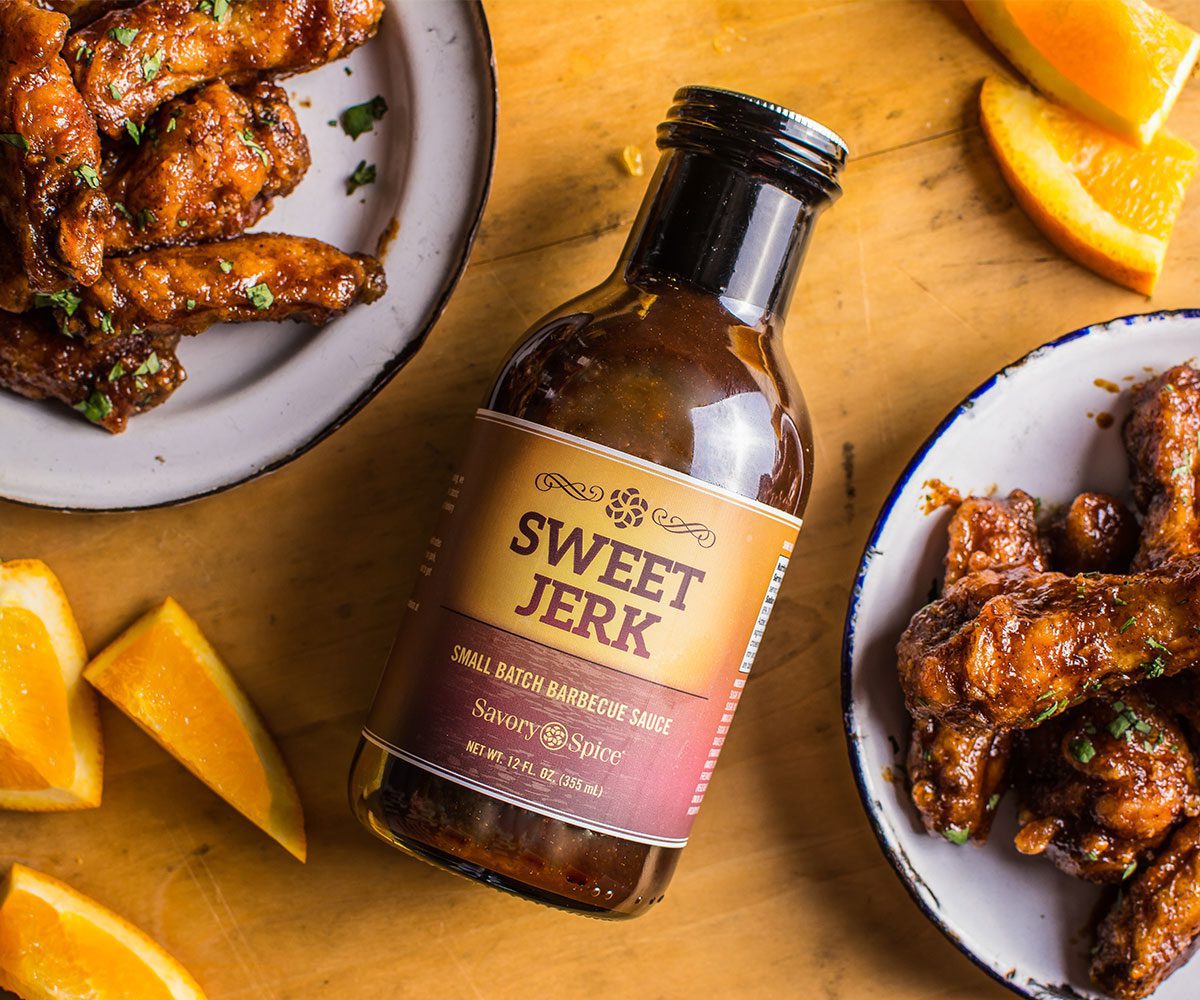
349;87;846;918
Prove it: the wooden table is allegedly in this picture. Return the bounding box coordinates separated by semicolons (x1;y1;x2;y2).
5;1;1200;997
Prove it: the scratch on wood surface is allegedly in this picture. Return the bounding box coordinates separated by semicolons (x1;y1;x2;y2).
895;264;982;340
479;266;538;330
476;216;629;267
854;124;977;162
438;939;487;1000
167;827;280;1000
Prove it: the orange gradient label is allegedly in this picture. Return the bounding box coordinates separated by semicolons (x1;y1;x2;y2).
364;410;800;847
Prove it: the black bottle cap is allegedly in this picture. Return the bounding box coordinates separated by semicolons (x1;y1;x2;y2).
659;86;848;201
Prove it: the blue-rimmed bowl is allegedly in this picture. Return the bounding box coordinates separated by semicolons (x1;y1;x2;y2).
841;310;1200;1000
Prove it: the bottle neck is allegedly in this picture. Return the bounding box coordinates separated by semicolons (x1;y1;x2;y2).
620;148;831;327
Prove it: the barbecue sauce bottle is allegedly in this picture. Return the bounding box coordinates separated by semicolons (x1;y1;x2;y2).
349;87;846;918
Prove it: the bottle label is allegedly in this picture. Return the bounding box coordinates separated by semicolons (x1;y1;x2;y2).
364;410;800;848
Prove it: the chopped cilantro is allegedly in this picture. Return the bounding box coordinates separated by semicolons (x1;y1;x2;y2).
1147;636;1171;655
113;202;132;221
142;48;165;82
165;114;177;133
340;96;388;140
238;130;269;166
1084;851;1100;862
75;42;94;63
346;160;376;195
986;793;1000;812
1145;657;1166;680
108;26;139;45
185;299;196;311
134;352;161;377
246;283;274;311
137;208;157;230
73;391;113;424
1119;617;1136;634
107;361;125;382
1069;738;1096;764
74;164;100;189
1109;714;1132;739
196;0;230;21
1122;862;1137;880
942;827;970;846
33;289;82;316
218;260;233;274
109;82;124;102
99;312;114;335
125;120;143;145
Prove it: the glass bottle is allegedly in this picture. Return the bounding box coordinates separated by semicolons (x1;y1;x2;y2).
349;86;846;919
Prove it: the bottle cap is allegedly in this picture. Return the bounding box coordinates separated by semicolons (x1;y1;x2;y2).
660;86;848;200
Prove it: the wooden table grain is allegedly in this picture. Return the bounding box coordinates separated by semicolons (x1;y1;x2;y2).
5;2;1200;997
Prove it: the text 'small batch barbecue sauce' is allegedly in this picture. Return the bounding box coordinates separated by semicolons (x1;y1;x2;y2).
349;87;846;917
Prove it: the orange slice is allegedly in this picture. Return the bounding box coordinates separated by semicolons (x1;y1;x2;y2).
0;560;102;811
966;0;1200;145
0;863;206;999
84;598;306;861
980;75;1198;294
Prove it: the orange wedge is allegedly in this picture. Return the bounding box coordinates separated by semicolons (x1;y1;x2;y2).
0;560;102;811
0;864;206;1000
84;598;306;861
980;75;1198;294
966;0;1200;145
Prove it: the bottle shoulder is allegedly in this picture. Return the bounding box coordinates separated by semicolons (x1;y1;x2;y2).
487;283;813;516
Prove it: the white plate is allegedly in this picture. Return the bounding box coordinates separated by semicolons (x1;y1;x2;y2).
842;310;1200;1000
0;0;496;511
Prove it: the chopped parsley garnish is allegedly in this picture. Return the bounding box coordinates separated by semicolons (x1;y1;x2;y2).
1134;719;1153;734
137;208;157;229
1084;851;1100;862
98;312;114;335
0;133;27;152
107;361;125;382
346;160;376;195
1119;616;1137;634
942;827;970;846
238;130;269;166
73;391;113;424
185;299;196;311
108;26;139;46
1147;636;1171;655
74;164;100;189
1113;593;1128;606
1109;714;1132;739
113;202;132;220
142;48;165;82
1174;453;1193;477
1145;657;1166;680
986;793;1000;812
246;282;274;311
75;42;94;63
1069;738;1096;764
196;0;231;21
134;352;161;377
1033;699;1067;724
340;96;388;140
165;114;177;133
125;120;143;145
109;83;124;102
218;260;233;274
1122;862;1137;880
33;289;82;316
177;219;189;228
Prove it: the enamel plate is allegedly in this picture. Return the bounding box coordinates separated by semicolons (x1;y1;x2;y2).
0;0;496;511
842;311;1200;1000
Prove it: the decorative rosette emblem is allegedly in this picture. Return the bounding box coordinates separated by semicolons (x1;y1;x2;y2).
605;487;648;529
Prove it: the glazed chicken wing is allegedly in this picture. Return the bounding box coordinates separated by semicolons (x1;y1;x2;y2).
0;0;107;290
56;234;386;339
38;0;134;26
105;80;310;253
1125;365;1200;571
71;0;384;136
1013;691;1200;883
907;491;1043;843
1093;817;1200;999
1049;492;1140;576
0;310;184;432
897;556;1200;731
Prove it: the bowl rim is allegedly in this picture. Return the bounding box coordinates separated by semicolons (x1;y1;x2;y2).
8;0;499;515
839;307;1200;1000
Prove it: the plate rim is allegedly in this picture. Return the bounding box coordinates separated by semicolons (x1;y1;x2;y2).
7;0;499;515
839;307;1200;1000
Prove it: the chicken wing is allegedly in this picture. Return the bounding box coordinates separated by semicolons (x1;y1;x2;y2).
1013;691;1200;883
897;557;1200;731
55;234;385;339
71;0;384;136
0;310;184;432
39;0;134;26
908;491;1042;843
1092;817;1200;999
1125;365;1200;571
104;80;310;253
0;0;108;290
1049;492;1140;576
0;225;35;314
